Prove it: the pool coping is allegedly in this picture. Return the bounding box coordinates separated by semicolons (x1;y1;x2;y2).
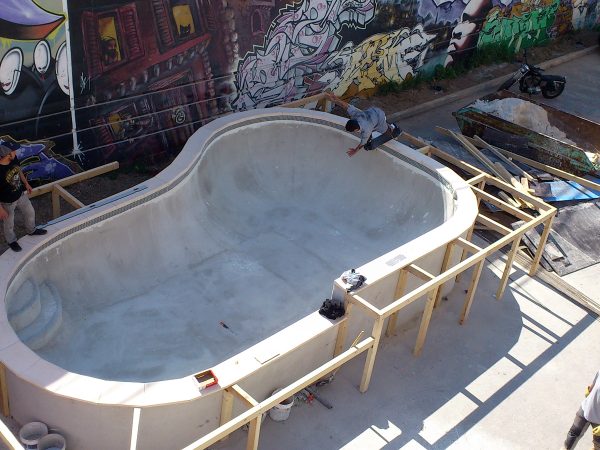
0;108;478;408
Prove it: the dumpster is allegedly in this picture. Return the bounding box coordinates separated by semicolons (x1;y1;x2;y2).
453;90;600;175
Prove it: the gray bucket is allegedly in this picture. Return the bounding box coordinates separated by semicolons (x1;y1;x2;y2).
19;422;48;449
38;433;66;450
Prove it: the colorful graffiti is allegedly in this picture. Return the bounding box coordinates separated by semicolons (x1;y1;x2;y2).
0;0;75;181
233;0;376;110
0;0;597;178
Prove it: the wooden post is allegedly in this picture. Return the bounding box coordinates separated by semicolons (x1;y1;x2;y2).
386;269;408;337
219;390;234;430
51;186;61;219
456;224;476;284
529;213;555;276
413;287;439;356
359;317;385;393
246;416;262;450
0;363;8;417
460;260;485;324
333;300;353;357
434;243;454;308
496;237;522;300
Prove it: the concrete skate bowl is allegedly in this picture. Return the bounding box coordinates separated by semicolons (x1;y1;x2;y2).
0;108;477;449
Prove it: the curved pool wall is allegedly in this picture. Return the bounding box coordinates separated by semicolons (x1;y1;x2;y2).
0;108;477;449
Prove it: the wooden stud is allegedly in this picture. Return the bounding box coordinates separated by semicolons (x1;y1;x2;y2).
0;414;21;450
31;162;119;198
460;260;485;324
471;186;534;221
476;213;511;235
455;222;476;284
360;317;385;393
219;390;234;430
0;363;8;417
283;93;327;109
229;384;258;408
496;237;522;300
434;243;454;308
246;416;262;450
473;135;534;181
386;269;408;337
413;287;440;356
529;212;556;276
54;185;85;209
333;301;353;357
51;186;61;219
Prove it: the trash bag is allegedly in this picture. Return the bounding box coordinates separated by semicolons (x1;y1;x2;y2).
319;299;345;320
341;269;366;292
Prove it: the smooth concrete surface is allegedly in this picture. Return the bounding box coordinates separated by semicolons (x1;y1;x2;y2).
7;119;457;383
0;109;478;449
212;248;600;450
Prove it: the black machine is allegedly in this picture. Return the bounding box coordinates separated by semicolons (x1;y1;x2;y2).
497;48;566;99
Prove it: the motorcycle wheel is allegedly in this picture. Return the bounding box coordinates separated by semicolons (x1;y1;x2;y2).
541;81;565;98
498;77;516;91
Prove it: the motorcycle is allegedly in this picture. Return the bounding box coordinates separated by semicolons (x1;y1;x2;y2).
497;48;566;99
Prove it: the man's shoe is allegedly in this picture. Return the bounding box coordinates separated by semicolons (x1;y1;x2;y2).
29;228;47;236
8;241;22;252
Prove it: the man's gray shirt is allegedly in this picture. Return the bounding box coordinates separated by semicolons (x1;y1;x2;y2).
347;104;388;146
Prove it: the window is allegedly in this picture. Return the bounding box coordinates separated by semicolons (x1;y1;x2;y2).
152;0;203;49
82;4;144;78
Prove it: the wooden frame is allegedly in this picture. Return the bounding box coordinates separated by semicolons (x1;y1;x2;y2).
180;111;558;450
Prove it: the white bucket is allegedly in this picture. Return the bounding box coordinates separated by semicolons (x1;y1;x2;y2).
38;433;66;450
19;422;48;449
268;389;294;422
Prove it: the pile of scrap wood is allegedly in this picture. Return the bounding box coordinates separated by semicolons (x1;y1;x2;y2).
435;127;600;210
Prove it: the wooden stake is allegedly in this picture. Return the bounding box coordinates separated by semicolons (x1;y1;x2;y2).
360;317;385;393
219;390;234;431
246;416;261;450
413;287;440;356
0;363;8;417
529;212;556;276
460;260;485;324
333;301;353;357
434;243;454;308
496;237;522;300
386;270;408;337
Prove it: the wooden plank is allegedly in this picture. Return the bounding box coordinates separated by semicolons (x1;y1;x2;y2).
349;294;382;318
183;337;374;449
493;147;600;193
333;300;352;357
130;408;141;450
399;132;428;149
471;186;534;221
496;237;522;300
229;384;258;408
379;209;552;318
246;416;261;450
405;264;434;281
434;243;454;308
386;269;408;337
219;390;234;430
473;135;534;181
359;318;385;393
460;260;485;324
450;131;504;178
30;162;119;198
455;237;481;254
514;252;600;316
0;406;21;450
476;213;511;235
51;186;61;219
282;93;327;109
413;287;439;356
497;190;521;209
529;211;556;276
54;185;85;209
0;362;8;417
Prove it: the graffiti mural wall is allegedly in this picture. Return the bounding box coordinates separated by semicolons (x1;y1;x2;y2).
0;0;597;179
